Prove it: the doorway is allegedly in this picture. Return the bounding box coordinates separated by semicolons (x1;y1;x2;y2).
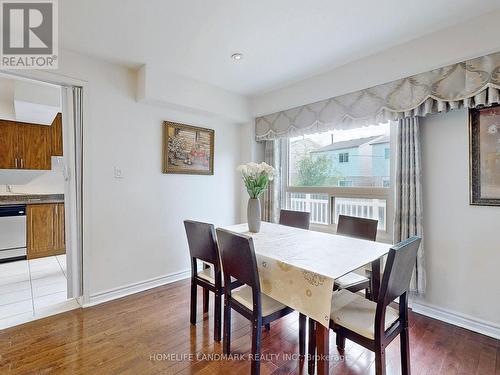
0;73;84;329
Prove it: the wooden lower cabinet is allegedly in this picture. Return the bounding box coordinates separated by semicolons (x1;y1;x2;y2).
27;203;66;259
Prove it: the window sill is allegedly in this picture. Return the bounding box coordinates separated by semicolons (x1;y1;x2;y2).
309;223;393;244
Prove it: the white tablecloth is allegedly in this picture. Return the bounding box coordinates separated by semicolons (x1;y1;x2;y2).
222;222;391;327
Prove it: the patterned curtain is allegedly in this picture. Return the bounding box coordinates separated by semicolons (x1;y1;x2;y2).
261;140;282;223
256;51;500;140
394;117;425;294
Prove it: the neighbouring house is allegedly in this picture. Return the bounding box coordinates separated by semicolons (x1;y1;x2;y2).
310;135;390;187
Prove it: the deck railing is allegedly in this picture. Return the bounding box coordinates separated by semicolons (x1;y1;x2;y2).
288;193;386;230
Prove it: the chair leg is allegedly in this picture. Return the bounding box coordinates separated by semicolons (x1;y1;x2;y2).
223;302;231;354
214;292;222;342
251;317;263;375
400;328;411;375
307;319;316;375
298;313;306;357
264;323;271;331
336;333;346;351
375;347;386;375
365;286;372;300
203;288;209;313
190;280;197;325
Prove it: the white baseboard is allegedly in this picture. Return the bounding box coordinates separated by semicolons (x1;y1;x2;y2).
84;269;191;307
83;272;500;341
411;300;500;340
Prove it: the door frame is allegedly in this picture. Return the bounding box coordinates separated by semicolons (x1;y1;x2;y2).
0;69;90;305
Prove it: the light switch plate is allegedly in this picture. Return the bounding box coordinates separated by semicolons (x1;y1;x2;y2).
114;167;124;179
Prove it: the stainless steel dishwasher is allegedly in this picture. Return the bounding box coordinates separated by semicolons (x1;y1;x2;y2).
0;204;27;263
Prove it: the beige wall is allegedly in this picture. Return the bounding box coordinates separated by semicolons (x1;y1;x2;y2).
418;109;500;327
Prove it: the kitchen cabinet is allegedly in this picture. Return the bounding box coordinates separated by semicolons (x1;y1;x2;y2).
0;120;52;170
55;203;65;251
51;113;63;156
18;123;52;170
27;203;65;259
0;120;18;169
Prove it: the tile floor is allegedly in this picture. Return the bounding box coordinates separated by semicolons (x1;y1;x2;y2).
0;255;72;328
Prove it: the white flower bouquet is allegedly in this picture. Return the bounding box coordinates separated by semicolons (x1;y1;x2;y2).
237;162;276;199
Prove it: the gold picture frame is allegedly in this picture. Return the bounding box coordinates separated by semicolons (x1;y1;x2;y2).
469;104;500;205
163;121;215;175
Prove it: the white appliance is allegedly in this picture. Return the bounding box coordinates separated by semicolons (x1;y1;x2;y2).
0;205;27;262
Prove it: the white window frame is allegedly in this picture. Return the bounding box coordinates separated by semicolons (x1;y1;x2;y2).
281;126;395;244
339;152;349;163
338;180;353;187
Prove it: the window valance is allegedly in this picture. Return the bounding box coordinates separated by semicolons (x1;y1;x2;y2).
255;51;500;140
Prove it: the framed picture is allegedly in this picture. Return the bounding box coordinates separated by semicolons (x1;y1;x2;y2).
163;121;214;175
469;104;500;205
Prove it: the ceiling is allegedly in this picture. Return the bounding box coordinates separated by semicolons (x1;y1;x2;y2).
60;0;500;96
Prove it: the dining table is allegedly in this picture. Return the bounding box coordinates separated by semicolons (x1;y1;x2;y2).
222;221;391;375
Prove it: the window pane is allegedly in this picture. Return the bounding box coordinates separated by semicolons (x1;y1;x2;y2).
333;197;386;230
285;192;329;225
289;123;390;187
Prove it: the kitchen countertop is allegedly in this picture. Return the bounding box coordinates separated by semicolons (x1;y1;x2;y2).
0;194;64;206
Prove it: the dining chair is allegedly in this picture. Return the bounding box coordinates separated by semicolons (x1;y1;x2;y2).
309;236;422;375
279;209;311;230
278;209;310;356
334;215;379;298
216;228;304;375
184;220;225;342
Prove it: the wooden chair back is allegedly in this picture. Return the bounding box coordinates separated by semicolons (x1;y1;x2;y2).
279;209;310;230
216;228;261;295
184;220;220;273
378;236;422;307
337;215;378;241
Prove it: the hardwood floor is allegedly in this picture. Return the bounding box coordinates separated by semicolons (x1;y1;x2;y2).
0;279;499;374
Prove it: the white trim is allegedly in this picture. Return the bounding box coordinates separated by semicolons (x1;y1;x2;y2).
411;300;500;340
84;269;191;307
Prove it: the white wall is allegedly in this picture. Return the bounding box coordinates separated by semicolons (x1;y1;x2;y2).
138;65;251;123
0;76;15;121
419;109;500;327
238;121;265;221
33;49;244;297
252;10;500;116
0;76;65;193
0;157;65;194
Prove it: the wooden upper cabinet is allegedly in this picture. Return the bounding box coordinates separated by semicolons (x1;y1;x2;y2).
18;123;52;170
0;120;18;169
27;203;65;259
0;120;52;170
51;113;63;156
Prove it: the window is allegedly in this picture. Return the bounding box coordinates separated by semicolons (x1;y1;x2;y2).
339;152;349;163
338;180;353;187
284;123;393;237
